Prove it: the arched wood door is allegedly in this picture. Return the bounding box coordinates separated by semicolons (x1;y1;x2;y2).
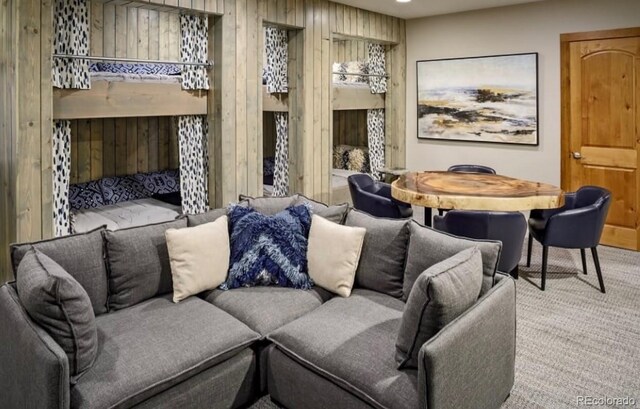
561;28;640;251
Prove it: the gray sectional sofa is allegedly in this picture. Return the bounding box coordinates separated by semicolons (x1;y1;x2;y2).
0;195;516;409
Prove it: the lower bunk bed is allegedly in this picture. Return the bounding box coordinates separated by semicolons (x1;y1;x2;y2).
70;169;182;233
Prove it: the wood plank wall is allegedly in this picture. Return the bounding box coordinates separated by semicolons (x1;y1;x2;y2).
69;117;180;184
2;0;405;282
263;113;277;158
333;111;368;148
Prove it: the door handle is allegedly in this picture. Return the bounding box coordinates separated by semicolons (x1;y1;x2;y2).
571;151;582;159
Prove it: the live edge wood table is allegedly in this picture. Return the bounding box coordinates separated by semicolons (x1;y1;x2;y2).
391;171;565;227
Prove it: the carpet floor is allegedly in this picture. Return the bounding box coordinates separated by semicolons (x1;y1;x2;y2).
251;242;640;408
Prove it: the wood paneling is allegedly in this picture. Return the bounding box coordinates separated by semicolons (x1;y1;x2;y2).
333;110;367;148
70;117;179;184
92;0;224;15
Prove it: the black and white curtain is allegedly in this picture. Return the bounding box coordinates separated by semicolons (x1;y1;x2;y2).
264;27;288;94
53;120;72;236
273;113;289;196
180;14;210;90
367;109;385;181
178;116;209;214
52;0;90;89
368;43;387;94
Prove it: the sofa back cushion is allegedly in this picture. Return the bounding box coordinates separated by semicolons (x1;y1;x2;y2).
186;207;227;227
345;210;410;298
395;247;483;369
295;195;349;224
17;249;98;379
239;194;300;215
104;219;187;310
404;221;501;300
11;226;109;315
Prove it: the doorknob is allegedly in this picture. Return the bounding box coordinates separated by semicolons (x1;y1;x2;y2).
571;151;582;159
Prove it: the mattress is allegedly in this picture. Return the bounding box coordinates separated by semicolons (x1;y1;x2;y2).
72;198;181;233
333;81;370;89
263;184;274;197
91;72;181;84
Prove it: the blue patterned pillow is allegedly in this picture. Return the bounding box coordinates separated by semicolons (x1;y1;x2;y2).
99;176;151;205
95;63;181;76
222;204;313;290
130;169;180;195
69;181;105;211
263;157;275;177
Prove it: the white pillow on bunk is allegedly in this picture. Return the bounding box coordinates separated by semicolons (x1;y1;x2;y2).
165;216;230;302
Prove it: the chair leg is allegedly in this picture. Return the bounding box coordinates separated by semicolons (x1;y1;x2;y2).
526;234;533;267
591;247;606;293
580;248;588;275
541;246;548;291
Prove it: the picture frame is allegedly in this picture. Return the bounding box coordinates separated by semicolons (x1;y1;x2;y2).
416;52;539;146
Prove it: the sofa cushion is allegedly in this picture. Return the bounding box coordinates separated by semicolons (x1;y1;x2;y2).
204;286;333;337
16;250;98;380
308;215;366;297
104;219;187;310
396;247;483;369
223;205;313;290
404;221;501;300
295;195;350;224
268;289;418;409
166;216;230;303
185;207;227;227
345;210;410;298
70;295;259;409
11;226;109;315
239;194;300;215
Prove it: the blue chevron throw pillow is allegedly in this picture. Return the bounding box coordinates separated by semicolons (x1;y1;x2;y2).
222;204;313;290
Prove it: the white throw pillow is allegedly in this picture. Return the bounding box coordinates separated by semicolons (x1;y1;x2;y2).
165;216;230;303
307;215;366;297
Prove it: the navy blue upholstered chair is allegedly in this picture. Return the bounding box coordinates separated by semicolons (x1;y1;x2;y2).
348;174;413;219
447;164;496;174
526;186;611;292
434;210;527;278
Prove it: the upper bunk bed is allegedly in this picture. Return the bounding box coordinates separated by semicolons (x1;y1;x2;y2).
332;61;386;110
53;59;209;119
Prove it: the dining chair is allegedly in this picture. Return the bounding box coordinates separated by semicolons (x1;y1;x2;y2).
433;210;527;278
438;164;498;216
347;174;413;219
447;164;497;174
526;186;611;292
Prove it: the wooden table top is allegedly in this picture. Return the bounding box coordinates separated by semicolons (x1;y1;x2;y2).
391;171;565;211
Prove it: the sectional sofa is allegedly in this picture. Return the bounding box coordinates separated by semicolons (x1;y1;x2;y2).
0;195;516;409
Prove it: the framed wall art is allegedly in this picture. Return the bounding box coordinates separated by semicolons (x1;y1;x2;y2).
417;52;538;146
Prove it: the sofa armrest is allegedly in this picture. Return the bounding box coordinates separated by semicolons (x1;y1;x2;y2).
0;283;70;409
418;274;516;409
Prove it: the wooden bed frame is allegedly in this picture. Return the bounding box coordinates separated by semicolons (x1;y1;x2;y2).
53;81;208;119
263;87;288;112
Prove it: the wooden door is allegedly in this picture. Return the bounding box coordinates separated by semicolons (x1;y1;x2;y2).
561;28;640;251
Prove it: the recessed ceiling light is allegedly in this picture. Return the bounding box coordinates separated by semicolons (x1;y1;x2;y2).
397;0;411;2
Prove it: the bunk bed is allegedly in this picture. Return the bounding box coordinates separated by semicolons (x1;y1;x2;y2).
332;61;385;110
53;60;208;120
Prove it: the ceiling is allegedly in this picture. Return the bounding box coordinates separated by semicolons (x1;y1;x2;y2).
332;0;546;19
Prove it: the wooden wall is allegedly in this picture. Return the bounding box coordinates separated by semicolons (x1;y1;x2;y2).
1;0;406;283
263;112;277;158
69;117;179;184
333;110;368;148
333;38;368;62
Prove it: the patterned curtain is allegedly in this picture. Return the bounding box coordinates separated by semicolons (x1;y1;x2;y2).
273;113;289;196
264;27;288;94
180;14;210;90
368;43;387;94
53;120;72;236
367;109;385;181
178;116;209;214
52;0;90;89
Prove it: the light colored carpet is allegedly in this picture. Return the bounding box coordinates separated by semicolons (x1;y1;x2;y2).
251;243;640;408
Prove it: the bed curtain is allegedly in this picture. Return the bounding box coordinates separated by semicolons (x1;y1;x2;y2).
178;116;209;214
180;14;210;90
273;113;289;196
367;109;385;181
368;43;387;94
53;120;72;236
264;27;288;94
52;0;90;89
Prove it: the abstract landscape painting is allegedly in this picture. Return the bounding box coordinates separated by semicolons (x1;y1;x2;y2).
417;53;538;145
